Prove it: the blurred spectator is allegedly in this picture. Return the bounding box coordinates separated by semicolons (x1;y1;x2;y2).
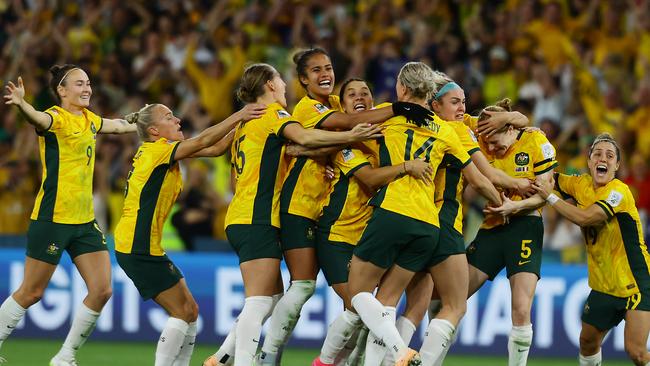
0;160;37;234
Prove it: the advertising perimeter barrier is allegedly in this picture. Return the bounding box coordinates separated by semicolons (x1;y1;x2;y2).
0;248;634;358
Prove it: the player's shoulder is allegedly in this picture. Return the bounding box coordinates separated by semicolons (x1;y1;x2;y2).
293;95;331;117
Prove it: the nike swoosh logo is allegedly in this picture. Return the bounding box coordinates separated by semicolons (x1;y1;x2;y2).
253;339;259;343
7;325;15;329
518;260;531;265
518;349;527;352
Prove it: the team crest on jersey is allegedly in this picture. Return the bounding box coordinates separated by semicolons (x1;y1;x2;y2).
606;190;623;207
46;243;60;256
515;152;529;166
313;103;329;114
276;109;291;119
306;226;315;240
341;148;355;162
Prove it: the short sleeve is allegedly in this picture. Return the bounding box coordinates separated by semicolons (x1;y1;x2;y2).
531;133;558;175
293;97;337;129
42;107;62;133
154;139;181;165
335;148;371;177
271;109;299;139
458;125;480;155
554;173;578;200
84;109;102;133
440;124;472;168
594;182;628;219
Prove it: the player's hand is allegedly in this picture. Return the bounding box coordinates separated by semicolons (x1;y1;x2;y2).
324;165;335;180
477;110;509;136
4;76;25;105
532;175;554;199
405;158;433;184
392;102;434;127
238;103;266;121
515;178;536;198
483;192;517;216
349;123;383;141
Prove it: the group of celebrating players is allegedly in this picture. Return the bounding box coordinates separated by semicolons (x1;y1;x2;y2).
0;46;649;366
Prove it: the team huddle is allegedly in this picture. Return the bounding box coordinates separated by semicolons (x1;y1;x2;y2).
0;47;649;366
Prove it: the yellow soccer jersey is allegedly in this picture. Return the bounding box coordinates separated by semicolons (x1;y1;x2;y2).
114;138;182;256
281;95;343;220
31;106;102;224
556;174;650;298
369;117;471;226
319;144;378;245
433;117;481;234
225;103;295;228
482;130;557;228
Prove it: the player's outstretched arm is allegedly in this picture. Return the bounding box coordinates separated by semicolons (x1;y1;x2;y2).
100;118;138;134
281;123;382;148
462;162;502;206
533;175;607;227
4;76;52;131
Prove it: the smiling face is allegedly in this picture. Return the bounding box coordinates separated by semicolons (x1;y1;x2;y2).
301;53;334;100
58;69;92;109
588;141;619;187
149;105;184;141
431;87;465;121
484;126;517;158
341;80;373;114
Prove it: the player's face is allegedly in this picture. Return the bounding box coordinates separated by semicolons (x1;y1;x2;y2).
269;73;287;108
151;104;184;141
432;88;465;121
588;141;619;186
58;69;92;108
485;127;515;158
302;53;334;99
342;81;373;114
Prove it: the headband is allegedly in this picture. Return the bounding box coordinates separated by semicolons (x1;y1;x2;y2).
434;82;461;100
57;68;81;87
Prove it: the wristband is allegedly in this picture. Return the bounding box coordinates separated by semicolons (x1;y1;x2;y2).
546;193;560;205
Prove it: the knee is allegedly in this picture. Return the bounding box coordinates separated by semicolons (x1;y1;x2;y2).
625;343;648;365
184;301;199;323
511;306;530;325
579;334;599;355
90;286;113;305
14;287;45;307
289;280;316;299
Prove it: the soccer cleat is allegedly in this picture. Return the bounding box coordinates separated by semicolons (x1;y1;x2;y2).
312;356;334;366
394;348;421;366
49;355;79;366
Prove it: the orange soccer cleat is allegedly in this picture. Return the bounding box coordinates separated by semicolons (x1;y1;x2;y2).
394;348;422;366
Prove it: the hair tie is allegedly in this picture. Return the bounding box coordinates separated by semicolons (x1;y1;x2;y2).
57;68;80;88
434;82;461;100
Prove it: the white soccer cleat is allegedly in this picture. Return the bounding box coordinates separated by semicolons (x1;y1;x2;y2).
49;354;79;366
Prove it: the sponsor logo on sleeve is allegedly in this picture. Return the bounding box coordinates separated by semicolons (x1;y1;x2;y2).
342;148;354;162
277;109;291;119
314;103;329;114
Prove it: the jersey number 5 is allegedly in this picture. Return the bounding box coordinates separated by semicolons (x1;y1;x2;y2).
234;135;246;175
404;129;434;161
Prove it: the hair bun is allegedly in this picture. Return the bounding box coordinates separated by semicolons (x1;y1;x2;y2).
495;98;512;111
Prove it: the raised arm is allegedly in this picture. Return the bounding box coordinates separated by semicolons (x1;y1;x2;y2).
533;175;608;227
320;102;433;130
100;118;138;134
461;162;502;206
281;122;382;148
174;104;265;161
4;77;52;131
191;128;236;158
476;110;530;136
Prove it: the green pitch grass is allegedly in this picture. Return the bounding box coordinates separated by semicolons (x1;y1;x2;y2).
0;338;631;365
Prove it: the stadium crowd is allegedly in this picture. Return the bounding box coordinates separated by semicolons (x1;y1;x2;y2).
0;0;649;260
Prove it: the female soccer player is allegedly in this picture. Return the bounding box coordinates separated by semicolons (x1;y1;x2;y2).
469;99;557;366
1;65;137;366
347;62;501;366
203;63;382;366
259;48;432;365
301;78;432;366
532;133;650;366
416;74;533;365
